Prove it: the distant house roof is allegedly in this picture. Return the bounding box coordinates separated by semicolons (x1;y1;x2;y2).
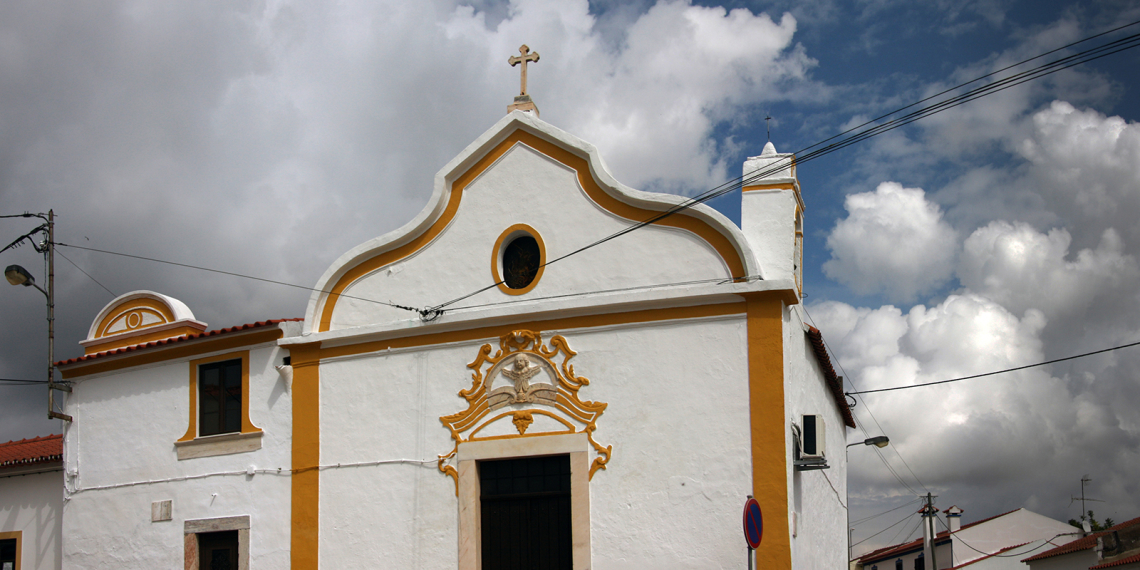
805;325;857;428
56;319;301;367
0;434;62;468
1090;552;1140;569
860;508;1026;564
1023;517;1140;563
948;542;1031;569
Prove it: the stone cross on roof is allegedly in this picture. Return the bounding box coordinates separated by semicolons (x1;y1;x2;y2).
508;45;540;96
507;45;541;117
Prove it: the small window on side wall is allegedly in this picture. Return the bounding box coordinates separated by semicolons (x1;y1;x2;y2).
199;359;242;436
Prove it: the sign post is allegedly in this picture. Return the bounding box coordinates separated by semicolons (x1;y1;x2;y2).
743;495;763;569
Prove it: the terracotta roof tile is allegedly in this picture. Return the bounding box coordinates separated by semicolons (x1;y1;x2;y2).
0;434;62;468
1090;551;1140;569
56;318;302;367
948;542;1031;569
805;326;857;428
1023;517;1140;563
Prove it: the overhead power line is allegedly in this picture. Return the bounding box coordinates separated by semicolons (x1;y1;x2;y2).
55;243;423;316
847;340;1140;396
427;19;1140;316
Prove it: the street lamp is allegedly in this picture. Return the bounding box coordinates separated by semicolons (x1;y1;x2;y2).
847;435;890;563
4;210;72;422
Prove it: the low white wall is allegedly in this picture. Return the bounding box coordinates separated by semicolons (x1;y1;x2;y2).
0;467;62;570
786;303;850;570
61;341;292;569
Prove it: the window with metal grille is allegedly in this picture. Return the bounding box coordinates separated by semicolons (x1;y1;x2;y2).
479;455;572;570
199;359;242;436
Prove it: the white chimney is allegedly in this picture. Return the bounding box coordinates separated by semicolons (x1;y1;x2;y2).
945;505;964;533
740;142;804;291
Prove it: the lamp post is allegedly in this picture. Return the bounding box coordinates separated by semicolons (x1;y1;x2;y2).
4;209;72;422
847;436;890;564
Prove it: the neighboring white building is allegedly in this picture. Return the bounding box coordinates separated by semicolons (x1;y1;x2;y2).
856;507;1077;570
0;434;63;570
1022;517;1140;570
54;105;855;569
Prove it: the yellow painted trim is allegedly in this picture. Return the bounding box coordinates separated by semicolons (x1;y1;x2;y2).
317;128;748;331
177;351;260;443
83;325;207;355
95;297;176;338
742;182;797;192
0;530;21;570
289;342;321;570
322;301;747;361
60;329;284;379
744;291;791;568
491;223;546;296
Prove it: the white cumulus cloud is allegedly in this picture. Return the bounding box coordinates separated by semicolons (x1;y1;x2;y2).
823;182;958;302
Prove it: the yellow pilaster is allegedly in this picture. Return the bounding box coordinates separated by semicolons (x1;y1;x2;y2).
290;342;321;570
745;292;791;568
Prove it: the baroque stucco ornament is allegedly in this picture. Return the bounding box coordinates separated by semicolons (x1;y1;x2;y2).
438;330;612;492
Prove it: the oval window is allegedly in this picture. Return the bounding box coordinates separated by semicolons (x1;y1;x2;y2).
502;236;540;289
492;224;545;295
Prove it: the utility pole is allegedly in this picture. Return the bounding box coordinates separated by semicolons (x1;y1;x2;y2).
922;492;938;570
45;210;72;421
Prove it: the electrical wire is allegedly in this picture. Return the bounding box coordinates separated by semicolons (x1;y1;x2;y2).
802;305;928;496
427;21;1140;316
56;248;116;297
847;339;1140;395
852;498;923;526
55;242;423;316
853;511;918;548
936;516;1078;558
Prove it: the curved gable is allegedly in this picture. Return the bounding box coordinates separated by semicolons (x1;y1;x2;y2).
81;291;207;355
305;111;759;334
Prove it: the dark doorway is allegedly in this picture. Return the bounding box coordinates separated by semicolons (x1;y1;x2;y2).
480;454;572;570
198;530;238;570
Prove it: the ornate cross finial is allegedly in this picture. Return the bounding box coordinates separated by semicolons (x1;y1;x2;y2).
508;45;540;96
765;114;773;142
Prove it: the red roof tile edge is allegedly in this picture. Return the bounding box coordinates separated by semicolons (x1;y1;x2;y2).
1023;517;1140;563
859;509;1026;563
948;542;1031;569
805;325;857;428
1091;551;1140;569
0;434;63;468
56;318;303;367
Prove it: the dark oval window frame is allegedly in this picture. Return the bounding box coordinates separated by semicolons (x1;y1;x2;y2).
492;224;546;296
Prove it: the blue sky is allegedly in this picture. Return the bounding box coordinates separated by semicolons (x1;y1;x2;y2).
2;0;1139;556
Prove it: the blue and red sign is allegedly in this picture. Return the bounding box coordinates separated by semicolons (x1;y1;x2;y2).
743;497;763;549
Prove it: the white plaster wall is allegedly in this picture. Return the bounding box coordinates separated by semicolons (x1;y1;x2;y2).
317;316;753;569
952;509;1078;567
330;144;731;329
785;303;850;570
948;539;1056;570
0;468;62;570
60;340;293;568
741;188;797;282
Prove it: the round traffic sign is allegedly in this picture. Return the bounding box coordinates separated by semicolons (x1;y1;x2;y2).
743;497;763;549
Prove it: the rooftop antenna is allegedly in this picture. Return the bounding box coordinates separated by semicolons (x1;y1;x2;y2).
1069;475;1104;528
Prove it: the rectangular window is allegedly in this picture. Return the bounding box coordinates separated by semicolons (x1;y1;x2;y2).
199;359;242;436
198;530;239;570
0;536;16;570
184;516;249;570
480;455;572;570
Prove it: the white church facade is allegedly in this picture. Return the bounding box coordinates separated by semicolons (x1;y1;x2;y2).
48;106;854;569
